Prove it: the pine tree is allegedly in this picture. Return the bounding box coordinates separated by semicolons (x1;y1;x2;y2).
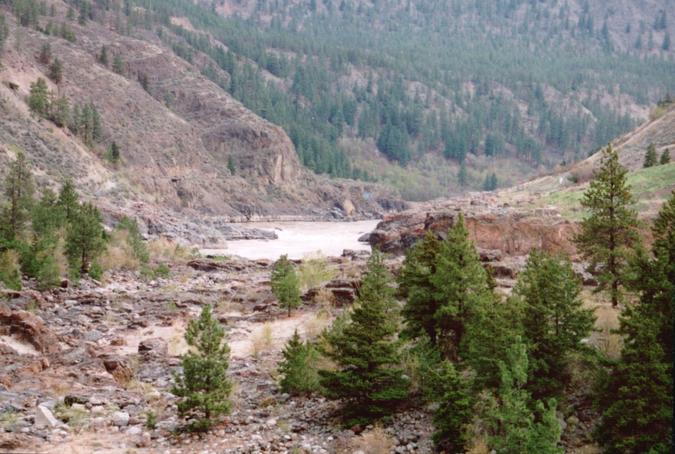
485;339;563;454
109;141;120;163
464;295;523;389
57;179;79;223
660;148;670;165
596;192;674;453
278;330;320;395
432;360;473;452
227;155;236;175
98;45;108;66
399;231;442;343
28;78;50;116
430;213;492;360
38;42;51;64
49;96;70;127
172;305;232;432
271;254;301;317
458;162;468;187
514;250;595;398
319;250;409;425
643;143;658;168
48;58;63;84
1;152;34;242
65;202;106;274
574;144;639;306
112;54;124;74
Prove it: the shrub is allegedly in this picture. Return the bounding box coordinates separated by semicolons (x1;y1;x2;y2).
252;323;273;357
297;253;335;291
0;250;22;290
352;426;395;454
148;238;196;263
100;230;140;271
278;330;320;395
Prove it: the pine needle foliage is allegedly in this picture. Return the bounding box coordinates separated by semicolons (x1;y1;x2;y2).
271;254;302;317
172;305;233;432
574;144;639;306
319;250;409;426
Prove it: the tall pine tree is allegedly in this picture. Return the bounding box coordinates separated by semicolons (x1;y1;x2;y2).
514;250;595;399
319;250;409;426
430;213;492;360
399;231;442;343
596;192;674;453
574;144;639;306
1;152;34;242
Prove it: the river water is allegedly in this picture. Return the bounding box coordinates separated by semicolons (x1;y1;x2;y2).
201;220;380;260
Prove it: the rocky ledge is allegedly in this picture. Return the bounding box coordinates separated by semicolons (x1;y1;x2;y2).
368;193;578;257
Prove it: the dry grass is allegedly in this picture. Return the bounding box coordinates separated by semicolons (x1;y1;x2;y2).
581;289;622;359
251;323;273;357
100;230;140;271
297;253;336;291
147;238;197;263
303;311;332;340
352;426;395;454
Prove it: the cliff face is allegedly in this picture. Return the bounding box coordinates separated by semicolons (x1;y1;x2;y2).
368;194;577;257
0;3;401;242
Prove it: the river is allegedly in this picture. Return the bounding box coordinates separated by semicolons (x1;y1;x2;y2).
201;220;380;260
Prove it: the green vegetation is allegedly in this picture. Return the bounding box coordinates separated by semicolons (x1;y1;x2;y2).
319;250;409;426
596;192;674;452
0;154;108;287
271;254;302;317
575;145;640;306
278;330;320;395
514;250;595;399
171;305;232;432
643;143;658;168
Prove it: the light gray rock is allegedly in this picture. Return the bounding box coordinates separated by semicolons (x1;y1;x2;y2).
35;405;59;428
112;411;130;427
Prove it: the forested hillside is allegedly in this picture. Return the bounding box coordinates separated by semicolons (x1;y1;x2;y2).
3;0;674;201
178;0;675;197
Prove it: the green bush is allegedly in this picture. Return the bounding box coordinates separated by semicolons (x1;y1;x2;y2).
278;330;320;395
0;250;22;290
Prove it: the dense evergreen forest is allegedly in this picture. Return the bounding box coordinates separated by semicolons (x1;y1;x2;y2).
8;0;675;196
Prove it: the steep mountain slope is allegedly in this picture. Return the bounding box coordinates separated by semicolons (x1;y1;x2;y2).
0;1;401;241
191;0;675;198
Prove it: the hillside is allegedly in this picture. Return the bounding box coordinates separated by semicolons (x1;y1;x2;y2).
194;0;675;198
369;104;675;257
0;0;401;243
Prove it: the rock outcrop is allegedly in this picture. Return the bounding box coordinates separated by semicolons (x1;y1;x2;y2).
369;196;577;257
0;305;60;354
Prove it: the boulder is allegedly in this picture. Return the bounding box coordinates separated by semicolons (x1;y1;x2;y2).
138;338;168;357
112;411;130;427
0;305;60;354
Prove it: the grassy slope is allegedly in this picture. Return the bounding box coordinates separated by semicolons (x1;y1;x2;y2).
536;163;675;221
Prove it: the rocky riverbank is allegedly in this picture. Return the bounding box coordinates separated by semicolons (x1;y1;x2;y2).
0;252;433;454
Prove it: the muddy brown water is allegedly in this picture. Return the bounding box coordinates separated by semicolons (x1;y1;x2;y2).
201;220;379;260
